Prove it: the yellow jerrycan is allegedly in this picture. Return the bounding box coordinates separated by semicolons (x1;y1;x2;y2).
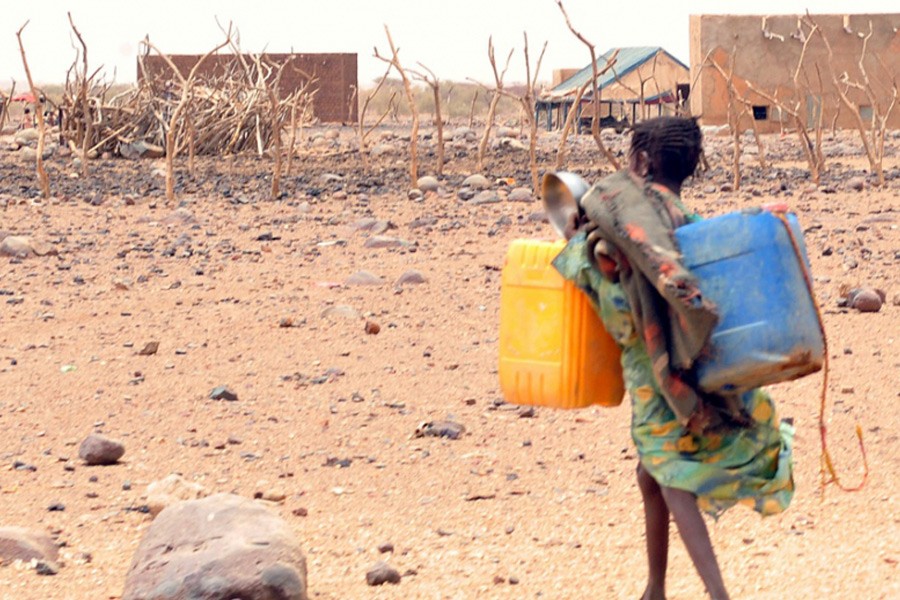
499;239;625;409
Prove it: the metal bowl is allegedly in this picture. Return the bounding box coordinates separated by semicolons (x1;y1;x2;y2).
541;171;590;237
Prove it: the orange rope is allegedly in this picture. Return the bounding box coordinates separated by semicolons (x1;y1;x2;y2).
774;211;868;493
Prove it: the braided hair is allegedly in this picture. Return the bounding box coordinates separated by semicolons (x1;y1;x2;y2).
630;116;702;185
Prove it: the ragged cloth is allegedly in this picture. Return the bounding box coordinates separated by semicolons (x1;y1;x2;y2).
553;170;742;425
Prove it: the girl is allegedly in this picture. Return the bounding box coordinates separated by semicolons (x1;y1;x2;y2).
554;116;794;600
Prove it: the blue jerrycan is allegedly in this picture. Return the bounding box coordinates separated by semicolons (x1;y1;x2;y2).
675;209;824;393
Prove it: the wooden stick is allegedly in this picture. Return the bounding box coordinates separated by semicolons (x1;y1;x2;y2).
374;26;420;185
16;21;50;199
555;0;620;170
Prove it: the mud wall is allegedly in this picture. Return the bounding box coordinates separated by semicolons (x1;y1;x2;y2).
690;14;900;132
139;53;358;123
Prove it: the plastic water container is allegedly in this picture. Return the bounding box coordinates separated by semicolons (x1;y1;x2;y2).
498;239;625;408
675;209;824;393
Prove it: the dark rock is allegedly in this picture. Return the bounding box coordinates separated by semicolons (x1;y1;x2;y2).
137;341;159;356
365;561;401;586
414;420;466;440
395;270;427;286
363;236;409;249
364;321;381;335
470;191;501;205
35;560;59;575
457;187;476;201
123;493;308;600
79;434;126;465
377;542;394;554
849;288;883;312
0;527;59;564
210;386;239;401
847;176;866;192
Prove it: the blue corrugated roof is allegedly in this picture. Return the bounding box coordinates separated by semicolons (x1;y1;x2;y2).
550;46;687;95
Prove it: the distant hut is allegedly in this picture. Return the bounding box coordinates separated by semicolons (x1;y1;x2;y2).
536;46;690;132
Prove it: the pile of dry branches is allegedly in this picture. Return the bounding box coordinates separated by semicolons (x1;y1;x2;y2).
60;53;316;160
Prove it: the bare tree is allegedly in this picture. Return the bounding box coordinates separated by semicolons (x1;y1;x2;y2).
286;78;318;177
356;65;396;172
555;0;620;170
471;37;514;172
809;16;898;186
0;82;15;130
735;24;827;185
468;90;479;128
499;33;547;195
16;21;50;199
67;12;101;178
374;26;420;186
409;62;445;176
554;79;592;170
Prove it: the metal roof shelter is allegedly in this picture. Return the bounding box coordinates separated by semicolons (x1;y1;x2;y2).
537;46;690;132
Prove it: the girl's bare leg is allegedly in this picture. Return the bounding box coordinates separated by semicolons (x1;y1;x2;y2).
659;486;730;600
637;464;669;600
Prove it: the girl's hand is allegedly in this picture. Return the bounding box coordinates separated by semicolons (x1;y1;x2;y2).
563;211;588;240
685;401;717;435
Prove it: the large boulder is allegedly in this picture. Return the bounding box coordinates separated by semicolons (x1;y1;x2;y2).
0;527;58;564
123;493;307;600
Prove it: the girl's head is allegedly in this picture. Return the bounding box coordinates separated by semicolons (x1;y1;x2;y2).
628;116;702;190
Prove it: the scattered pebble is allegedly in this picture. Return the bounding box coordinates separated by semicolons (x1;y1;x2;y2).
366;560;401;586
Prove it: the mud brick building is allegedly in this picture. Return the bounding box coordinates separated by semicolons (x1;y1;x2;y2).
690;13;900;132
139;53;357;123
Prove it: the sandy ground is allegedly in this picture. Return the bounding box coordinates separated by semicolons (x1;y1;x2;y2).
0;125;898;599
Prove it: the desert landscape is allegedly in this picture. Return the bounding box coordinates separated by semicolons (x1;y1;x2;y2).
0;118;897;599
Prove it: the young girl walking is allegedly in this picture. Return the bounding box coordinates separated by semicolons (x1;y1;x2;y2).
554;116;795;600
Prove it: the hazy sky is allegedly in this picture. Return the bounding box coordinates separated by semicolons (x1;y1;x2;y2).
1;1;896;88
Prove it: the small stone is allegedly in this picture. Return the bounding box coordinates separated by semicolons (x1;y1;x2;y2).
78;434;126;465
470;190;501;205
137;341;159;356
462;174;490;189
364;321;381;335
34;560;59;576
366;560;401;586
507;187;533;203
47;503;66;512
210;386;238;401
847;176;866;192
416;176;440;193
345;270;383;286
377;542;394;554
145;474;207;517
364;236;409;249
849;288;883;312
396;270;427;286
414;420;466;440
457;188;476;201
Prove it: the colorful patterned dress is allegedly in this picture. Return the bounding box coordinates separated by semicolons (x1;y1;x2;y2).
554;202;795;518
